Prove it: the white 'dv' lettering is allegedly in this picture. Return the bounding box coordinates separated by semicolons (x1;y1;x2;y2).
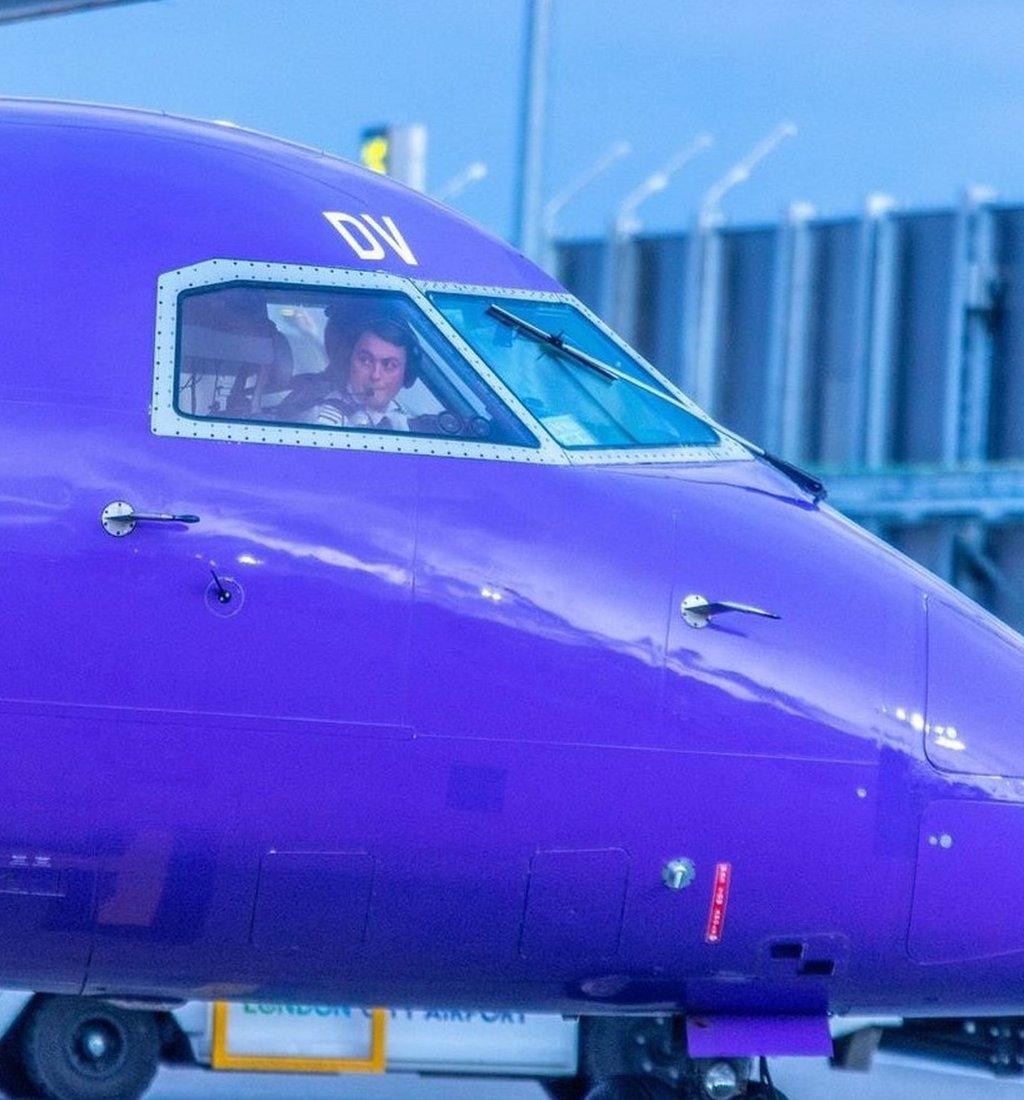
323;212;419;267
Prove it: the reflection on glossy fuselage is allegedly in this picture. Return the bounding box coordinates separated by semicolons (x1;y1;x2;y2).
0;99;1023;1030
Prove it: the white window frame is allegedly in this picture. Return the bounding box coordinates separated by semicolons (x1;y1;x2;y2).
152;260;750;467
151;259;565;464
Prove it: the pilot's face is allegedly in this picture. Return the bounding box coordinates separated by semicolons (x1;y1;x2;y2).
348;332;407;410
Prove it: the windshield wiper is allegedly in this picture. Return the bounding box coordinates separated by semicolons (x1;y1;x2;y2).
487;304;692;410
487;303;618;380
746;446;827;504
486;302;827;504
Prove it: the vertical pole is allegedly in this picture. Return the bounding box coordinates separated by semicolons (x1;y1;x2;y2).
845;195;898;537
939;186;998;587
692;228;723;414
388;125;428;192
937;198;972;583
681;221;724;413
763;213;795;454
608;232;640;341
513;0;551;260
849;195;898;472
942;194;972;468
864;208;900;470
941;187;997;466
680;225;705;398
779;206;816;462
848;201;878;468
764;202;815;455
960;191;999;606
961;189;999;464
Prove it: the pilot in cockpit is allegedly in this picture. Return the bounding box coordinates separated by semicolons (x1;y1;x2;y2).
277;310;420;431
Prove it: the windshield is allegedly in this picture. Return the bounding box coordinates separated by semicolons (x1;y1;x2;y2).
428;293;719;450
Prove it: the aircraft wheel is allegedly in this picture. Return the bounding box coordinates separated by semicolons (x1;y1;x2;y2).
20;997;159;1100
583;1076;679;1100
0;1012;39;1098
542;1079;590;1100
0;1053;38;1098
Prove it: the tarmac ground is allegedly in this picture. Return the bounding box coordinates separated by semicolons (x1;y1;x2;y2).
145;1054;1024;1098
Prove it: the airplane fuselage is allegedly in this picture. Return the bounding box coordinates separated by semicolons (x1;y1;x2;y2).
0;99;1021;1031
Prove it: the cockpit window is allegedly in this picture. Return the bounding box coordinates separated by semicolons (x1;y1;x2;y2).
174;284;536;447
428;293;719;450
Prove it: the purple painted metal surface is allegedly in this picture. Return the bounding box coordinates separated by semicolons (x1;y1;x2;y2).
0;99;1023;1045
686;1015;833;1057
909;800;1024;964
925;595;1024;777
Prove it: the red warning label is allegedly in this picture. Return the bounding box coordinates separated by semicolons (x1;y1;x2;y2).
705;862;732;944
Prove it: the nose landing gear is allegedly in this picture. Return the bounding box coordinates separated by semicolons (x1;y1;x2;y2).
542;1017;790;1100
580;1067;788;1099
581;1061;789;1100
582;1077;679;1099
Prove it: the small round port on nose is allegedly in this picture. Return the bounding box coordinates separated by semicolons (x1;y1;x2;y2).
204;576;244;617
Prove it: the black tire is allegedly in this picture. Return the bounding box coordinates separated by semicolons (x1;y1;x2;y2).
0;1052;39;1099
746;1087;789;1100
21;997;159;1100
584;1076;679;1100
0;1006;40;1098
542;1078;590;1100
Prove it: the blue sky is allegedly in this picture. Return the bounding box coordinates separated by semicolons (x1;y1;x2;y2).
2;0;1024;241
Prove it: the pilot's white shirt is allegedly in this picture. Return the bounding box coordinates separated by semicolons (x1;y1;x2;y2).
312;389;410;432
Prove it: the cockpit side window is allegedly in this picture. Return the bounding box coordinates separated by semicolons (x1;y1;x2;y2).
174;283;536;448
